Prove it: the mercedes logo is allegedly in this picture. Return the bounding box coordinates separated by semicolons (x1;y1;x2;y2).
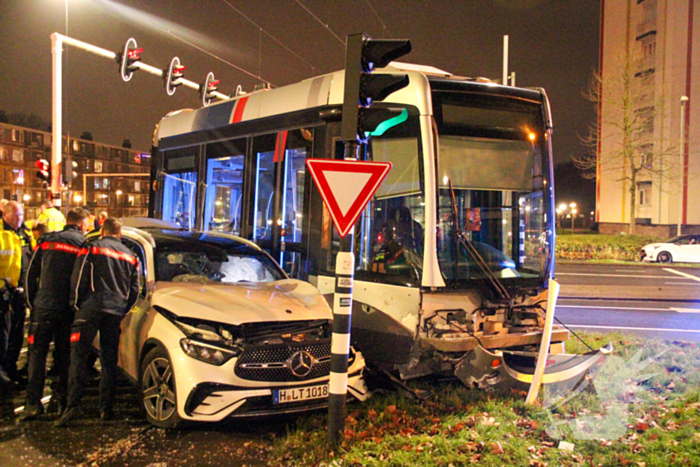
288;351;314;377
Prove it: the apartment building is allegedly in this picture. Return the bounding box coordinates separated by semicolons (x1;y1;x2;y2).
0;122;150;220
598;0;699;236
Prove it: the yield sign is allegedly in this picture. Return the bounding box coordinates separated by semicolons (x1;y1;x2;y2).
306;159;392;237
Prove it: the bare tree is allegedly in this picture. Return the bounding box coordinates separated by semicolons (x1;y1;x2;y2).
574;50;677;235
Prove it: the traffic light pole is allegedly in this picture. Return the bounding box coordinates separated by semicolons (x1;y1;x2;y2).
50;32;231;202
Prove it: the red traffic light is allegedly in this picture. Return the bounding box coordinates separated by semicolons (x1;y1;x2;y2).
35;159;49;171
127;47;143;60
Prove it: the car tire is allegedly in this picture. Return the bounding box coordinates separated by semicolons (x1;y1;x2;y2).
140;347;183;429
657;252;673;263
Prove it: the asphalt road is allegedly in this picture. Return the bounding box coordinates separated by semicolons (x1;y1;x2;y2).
2;261;699;466
555;262;700;342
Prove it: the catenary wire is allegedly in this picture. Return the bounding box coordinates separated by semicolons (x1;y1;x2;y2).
294;0;346;46
364;0;392;38
220;0;321;76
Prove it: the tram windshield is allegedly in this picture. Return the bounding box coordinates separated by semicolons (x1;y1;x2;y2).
433;91;551;284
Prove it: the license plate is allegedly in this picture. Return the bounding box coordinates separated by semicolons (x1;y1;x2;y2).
273;384;329;404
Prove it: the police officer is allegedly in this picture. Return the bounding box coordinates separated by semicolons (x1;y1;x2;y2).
55;218;139;426
20;208;89;420
37;201;66;233
0;201;35;385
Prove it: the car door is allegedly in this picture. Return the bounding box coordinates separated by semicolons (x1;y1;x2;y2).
673;235;695;262
118;235;152;380
685;235;700;263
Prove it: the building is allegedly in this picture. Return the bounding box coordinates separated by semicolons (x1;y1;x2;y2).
597;0;698;236
0;122;150;221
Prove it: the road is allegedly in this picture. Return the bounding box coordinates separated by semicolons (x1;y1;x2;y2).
555;262;700;341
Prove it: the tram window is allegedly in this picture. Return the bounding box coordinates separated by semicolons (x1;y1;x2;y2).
204;139;246;234
252;134;277;241
161;148;198;230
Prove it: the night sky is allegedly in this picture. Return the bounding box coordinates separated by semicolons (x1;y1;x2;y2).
0;0;600;199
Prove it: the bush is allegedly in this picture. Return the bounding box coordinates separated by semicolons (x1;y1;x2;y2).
555;233;664;261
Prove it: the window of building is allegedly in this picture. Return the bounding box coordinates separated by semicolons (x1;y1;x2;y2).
12;149;23;163
11;129;23;143
638;182;652;206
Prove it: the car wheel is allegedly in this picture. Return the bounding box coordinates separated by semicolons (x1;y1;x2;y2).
140;347;183;429
657;252;673;263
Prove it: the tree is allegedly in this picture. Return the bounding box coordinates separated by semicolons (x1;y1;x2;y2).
5;112;49;131
574;50;677;235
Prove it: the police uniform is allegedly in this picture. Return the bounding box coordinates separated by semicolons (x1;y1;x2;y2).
63;235;139;419
37;207;66;233
0;219;35;382
23;225;85;414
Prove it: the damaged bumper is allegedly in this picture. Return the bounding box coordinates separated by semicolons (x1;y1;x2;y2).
455;343;614;390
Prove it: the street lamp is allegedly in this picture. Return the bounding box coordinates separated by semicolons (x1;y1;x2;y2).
678;96;689;236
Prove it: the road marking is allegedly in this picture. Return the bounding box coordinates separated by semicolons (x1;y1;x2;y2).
556;272;688;279
663;268;700;282
664;282;700;286
557;304;669;311
565;324;700;333
670;307;700;313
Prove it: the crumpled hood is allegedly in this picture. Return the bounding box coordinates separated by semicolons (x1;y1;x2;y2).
152;279;332;325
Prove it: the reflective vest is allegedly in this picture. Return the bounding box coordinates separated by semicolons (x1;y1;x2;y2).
37;207;66;233
86;214;96;232
0;220;34;289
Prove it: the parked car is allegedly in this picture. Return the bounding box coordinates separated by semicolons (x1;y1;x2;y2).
640;234;700;263
88;225;368;428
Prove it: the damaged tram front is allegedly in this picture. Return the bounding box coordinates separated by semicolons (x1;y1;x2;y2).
150;64;598;390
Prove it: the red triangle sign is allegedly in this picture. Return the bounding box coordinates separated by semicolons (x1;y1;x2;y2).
306;159;392;237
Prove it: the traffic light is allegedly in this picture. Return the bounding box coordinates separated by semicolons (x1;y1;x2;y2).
35;159;50;187
341;33;412;143
119;38;143;82
62;156;78;184
200;72;220;107
165;57;186;96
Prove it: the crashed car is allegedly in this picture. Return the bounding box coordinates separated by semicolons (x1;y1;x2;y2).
88;225;368;428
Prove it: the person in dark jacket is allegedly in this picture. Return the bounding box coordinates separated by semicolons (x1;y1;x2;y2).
20;208;89;420
55;218;139;426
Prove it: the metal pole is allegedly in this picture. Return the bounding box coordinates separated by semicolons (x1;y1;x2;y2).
571;215;574;234
678;96;688;236
503;35;509;86
51;33;63;207
327;141;359;446
526;279;560;404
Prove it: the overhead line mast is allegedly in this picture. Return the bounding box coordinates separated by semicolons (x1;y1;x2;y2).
49;32;235;205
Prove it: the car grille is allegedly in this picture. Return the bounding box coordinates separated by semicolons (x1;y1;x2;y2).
235;342;332;382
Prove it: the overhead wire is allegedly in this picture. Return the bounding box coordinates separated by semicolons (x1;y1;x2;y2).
220;0;321;76
96;0;274;86
364;0;392;38
294;0;346;46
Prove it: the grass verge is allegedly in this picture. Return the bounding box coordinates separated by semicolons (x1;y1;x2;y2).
267;332;700;467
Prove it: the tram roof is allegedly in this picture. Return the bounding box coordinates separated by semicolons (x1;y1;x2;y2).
153;63;546;145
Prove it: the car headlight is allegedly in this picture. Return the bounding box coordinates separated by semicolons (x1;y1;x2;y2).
180;338;241;365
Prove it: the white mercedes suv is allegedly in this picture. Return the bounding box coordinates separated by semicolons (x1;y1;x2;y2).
88;224;368;428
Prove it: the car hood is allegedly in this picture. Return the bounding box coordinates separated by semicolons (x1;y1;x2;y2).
643;242;667;250
152;279;332;325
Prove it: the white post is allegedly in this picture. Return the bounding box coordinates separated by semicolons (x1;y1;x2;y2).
503;35;509;86
678;96;689;236
51;33;63;207
526;278;560;404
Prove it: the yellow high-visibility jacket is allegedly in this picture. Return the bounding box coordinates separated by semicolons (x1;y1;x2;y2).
0;220;35;289
37;207;66;233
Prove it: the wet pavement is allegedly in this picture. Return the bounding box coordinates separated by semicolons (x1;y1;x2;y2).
0;369;286;466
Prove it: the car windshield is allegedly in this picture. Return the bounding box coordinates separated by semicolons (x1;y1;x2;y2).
154;231;285;283
668;235;696;245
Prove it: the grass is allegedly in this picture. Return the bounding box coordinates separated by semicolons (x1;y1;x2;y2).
267;332;700;467
556;233;665;262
